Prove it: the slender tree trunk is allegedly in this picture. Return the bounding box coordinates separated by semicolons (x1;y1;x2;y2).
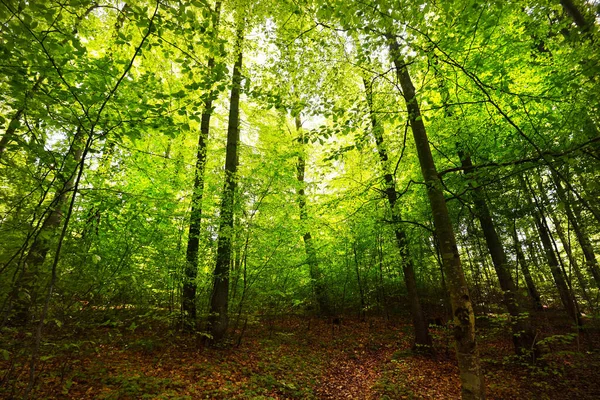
388;36;485;399
551;171;600;288
470;222;494;297
208;25;243;343
182;1;222;332
362;77;431;347
352;241;366;321
433;235;453;318
524;177;581;325
295;116;331;316
459;152;535;356
512;227;543;311
546;207;593;309
462;236;483;312
9;128;84;325
525;233;550;284
376;236;389;320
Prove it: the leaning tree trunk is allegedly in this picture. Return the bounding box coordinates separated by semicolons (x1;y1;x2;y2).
459;152;535;356
524;176;581;325
388;35;485;399
182;1;222;332
9;128;84;326
295;116;331;316
208;25;243;343
362;76;431;348
540;187;593;310
512;227;543;311
551;171;600;288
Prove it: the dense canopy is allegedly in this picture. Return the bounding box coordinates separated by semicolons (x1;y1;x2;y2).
1;0;599;398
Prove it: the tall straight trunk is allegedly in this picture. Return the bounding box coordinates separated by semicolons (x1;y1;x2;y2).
525;233;550;283
459;153;535;356
551;171;600;288
295;116;331;316
512;227;543;310
524;177;581;325
362;77;431;347
433;236;453;318
208;26;243;342
462;236;484;312
470;222;494;301
543;199;593;308
182;1;222;331
388;36;485;399
353;242;366;320
9;128;84;325
376;236;389;320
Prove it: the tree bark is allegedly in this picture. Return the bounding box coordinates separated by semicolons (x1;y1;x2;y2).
512;227;543;311
560;0;591;32
295;116;331;316
9;128;84;325
208;25;243;343
353;242;366;321
459;152;535;356
362;76;431;348
182;1;222;332
540;188;593;309
551;171;600;288
524;177;581;325
388;36;485;399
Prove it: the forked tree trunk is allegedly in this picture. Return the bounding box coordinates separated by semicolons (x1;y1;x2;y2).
208;25;244;343
459;152;536;356
295;116;331;316
362;76;431;348
182;1;222;331
388;35;485;399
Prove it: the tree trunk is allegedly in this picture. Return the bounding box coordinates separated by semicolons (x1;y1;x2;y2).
551;171;600;288
362;76;431;348
524;177;581;325
208;25;243;343
512;227;543;311
182;1;222;332
388;35;485;399
459;152;535;356
545;203;593;310
352;242;366;321
560;0;591;32
295;116;331;316
9;128;84;325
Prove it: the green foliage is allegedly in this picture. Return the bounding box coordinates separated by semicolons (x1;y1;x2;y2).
0;0;599;395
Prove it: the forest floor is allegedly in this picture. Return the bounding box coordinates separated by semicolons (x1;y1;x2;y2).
2;311;600;399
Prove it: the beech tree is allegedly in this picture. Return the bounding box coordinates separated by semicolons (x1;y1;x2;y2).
1;0;599;398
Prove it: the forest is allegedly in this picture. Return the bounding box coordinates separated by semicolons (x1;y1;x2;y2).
1;0;600;398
